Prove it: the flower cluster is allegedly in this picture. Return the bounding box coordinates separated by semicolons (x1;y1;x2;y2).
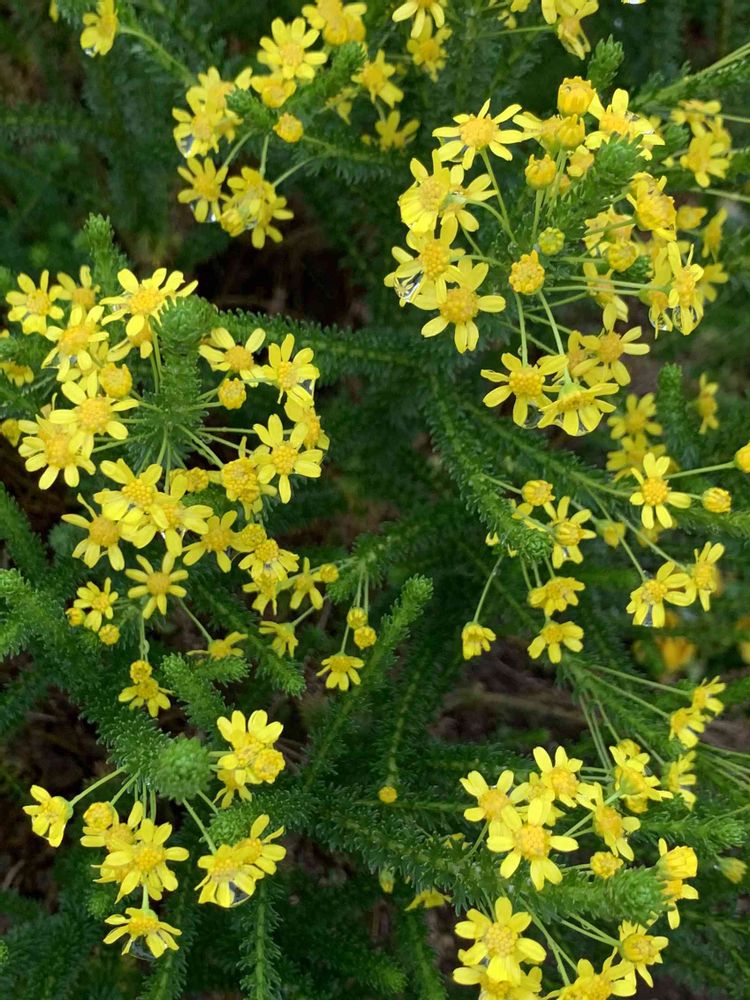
451;740;699;999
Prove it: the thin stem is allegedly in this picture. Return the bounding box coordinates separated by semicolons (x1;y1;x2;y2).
182;799;216;852
119;25;193;84
472;553;504;623
70;768;124;807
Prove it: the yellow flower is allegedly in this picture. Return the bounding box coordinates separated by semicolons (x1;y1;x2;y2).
259;620;299;657
148;477;213;556
666;242;704;335
460;770;515;823
589;851;623;879
546;497;595;568
696;372;719;434
393;0;446;36
103;907;181;957
56;265;99;310
253;413;324;503
525;154;557;189
406;22;451;81
274;112;304;143
629;452;691;529
73;578;118;631
80;0;118;56
580;326;648;386
453;965;543;999
385;216;464;304
557;76;595;115
18;415;95;490
668;706;706;748
481;353;566;424
217;710;285;786
251;74;297;109
539;226;565;254
487;800;578;890
556;958;636;1000
214;769;253;809
538;379;619;436
205;632;248;660
718;857;747;884
302;1;367;45
102;268;197;358
680;133;730;188
585;785;640;860
378;785;398;804
258;333;319;405
95;459;163;522
531;745;590;807
101;812;189;900
587;87;663;157
42;304;108;379
461;622;496;660
455;897;546;984
119;673;171;717
664;752;697;810
509;251;545;295
48;379;137;451
240;537;299;582
627;562;693;628
6;271;64;334
528;576;585;616
200;325;265;380
98;623;120;645
125;553;189;619
353;50;403;107
239;814;286;877
62;495;127;570
317;652;364;690
372;110;420;151
24;785;73;847
608;392;661;440
405;888;449;910
398;150;457;233
702;487;730;513
258;18;327;82
183;511;238;572
657;839;698;880
177;157;228;222
354;625;377;649
688;542;723;611
434;100;524;169
528;620;583;663
288;558;325;610
195;843;258;907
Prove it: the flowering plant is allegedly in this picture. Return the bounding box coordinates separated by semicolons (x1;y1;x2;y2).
1;1;750;997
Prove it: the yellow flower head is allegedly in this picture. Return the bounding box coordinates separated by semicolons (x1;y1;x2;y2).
24;785;73;847
103;907;181;958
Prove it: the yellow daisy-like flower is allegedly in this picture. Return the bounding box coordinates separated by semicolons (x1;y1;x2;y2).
538;379;620;437
195;842;259;907
587;88;664;158
460;770;515;824
119;673;171;717
214;768;253;809
302;1;367;45
680;132;730;189
585;785;640;860
42;304;108;379
353;50;403;108
257;333;319;406
6;271;64;335
317;652;364;691
461;621;496;660
531;745;590;807
406;22;452;82
433;100;524;169
102;813;189;900
608;392;661;441
258;17;327;82
204;632;248;660
177;157;228;222
666;242;704;336
626;561;693;628
251;74;297;110
589;851;624;879
23;785;73;847
629;452;691;529
17;415;95;490
200;326;265;380
481;353;566;425
217;709;285;786
668;706;706;748
239;814;287;877
253;414;324;503
454;965;542;999
125;553;189;619
148;476;213;557
580;326;649;386
48;379;137;451
240;537;299;583
183;511;238;572
556;957;636;1000
73;577;118;631
546;497;595;568
528;576;585;616
80;0;118;56
102;268;197;358
259;620;299;658
103;907;181;958
398;150;457;233
385;216;464;304
664;752;697;810
62;495;127;570
487;800;578;890
509;250;546;296
172;92;236;159
371;110;420;152
528;620;583;663
393;0;446;37
56;265;99;310
689;541;723;611
454;897;546;984
95;459;163;522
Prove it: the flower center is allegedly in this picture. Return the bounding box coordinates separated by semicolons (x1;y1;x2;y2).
440;287;478;325
224;345;254;371
26;290;50;315
597;332;624;363
508;368;544;397
256;539;280;564
549;766;578;797
123;478;156;509
271;443;298;475
420;241;450;279
642;477;669;505
693;563;716;590
280;42;304;67
222;459;260;502
128;287;164;316
203;523;233;552
595;805;623;839
484;922;518;957
133;844;166;873
79;396;112;433
514;823;549;860
478;788;509;821
459;115;495;149
418;176;446;212
146;571;172;596
555;521;583;546
621;933;653;963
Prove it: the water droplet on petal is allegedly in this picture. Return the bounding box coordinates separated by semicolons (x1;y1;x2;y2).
177;135;194;157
